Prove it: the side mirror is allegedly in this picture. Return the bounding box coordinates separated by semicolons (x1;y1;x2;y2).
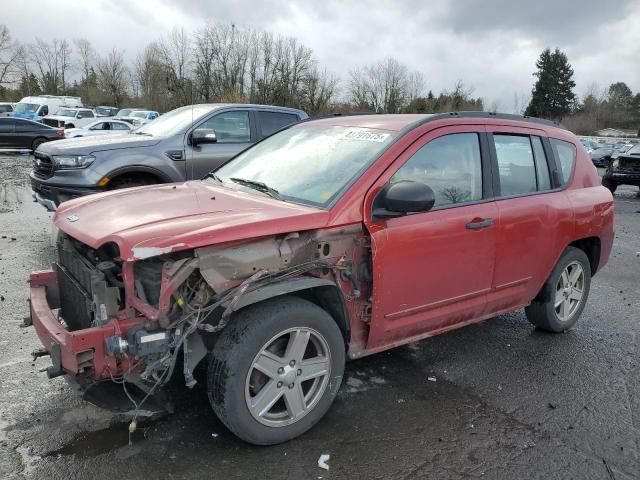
373;180;436;219
192;128;217;146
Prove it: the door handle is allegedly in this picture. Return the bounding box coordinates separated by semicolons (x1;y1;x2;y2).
466;218;494;230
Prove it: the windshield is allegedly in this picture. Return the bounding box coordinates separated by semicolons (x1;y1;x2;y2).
131;111;149;118
14;103;39;114
117;109;131;116
135;105;213;137
55;109;77;117
95;107;114;116
212;125;397;207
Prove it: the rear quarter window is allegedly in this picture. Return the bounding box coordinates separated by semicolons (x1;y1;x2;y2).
550;139;576;186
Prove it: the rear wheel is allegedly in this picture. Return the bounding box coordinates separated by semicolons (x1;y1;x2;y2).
602;177;617;193
207;296;345;445
31;137;46;152
525;247;591;332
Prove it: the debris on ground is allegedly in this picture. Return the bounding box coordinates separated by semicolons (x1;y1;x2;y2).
548;402;557;409
211;433;219;438
318;453;330;470
427;376;437;382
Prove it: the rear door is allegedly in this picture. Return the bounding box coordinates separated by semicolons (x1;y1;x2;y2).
185;109;254;180
0;118;16;147
485;126;571;312
364;126;499;349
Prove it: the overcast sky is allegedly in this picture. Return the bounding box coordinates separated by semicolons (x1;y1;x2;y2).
3;0;640;111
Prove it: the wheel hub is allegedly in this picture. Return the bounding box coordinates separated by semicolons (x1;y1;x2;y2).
280;365;297;385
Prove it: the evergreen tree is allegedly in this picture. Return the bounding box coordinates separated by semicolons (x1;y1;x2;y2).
607;82;633;110
524;48;576;120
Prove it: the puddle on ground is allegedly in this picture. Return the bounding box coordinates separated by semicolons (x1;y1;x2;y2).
44;422;138;458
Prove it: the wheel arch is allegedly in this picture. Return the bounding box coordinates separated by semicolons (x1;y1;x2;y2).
231;277;351;345
568;236;601;276
103;165;172;187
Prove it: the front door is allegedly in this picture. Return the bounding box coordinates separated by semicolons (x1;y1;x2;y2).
364;126;498;350
185;109;254;180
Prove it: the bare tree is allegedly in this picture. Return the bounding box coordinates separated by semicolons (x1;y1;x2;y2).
158;27;193;107
73;38;95;102
96;48;129;105
0;24;19;87
349;57;420;113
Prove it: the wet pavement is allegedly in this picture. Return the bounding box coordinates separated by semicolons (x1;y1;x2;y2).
0;153;639;479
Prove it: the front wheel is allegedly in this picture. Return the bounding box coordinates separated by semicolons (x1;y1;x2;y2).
525;247;591;332
208;296;345;445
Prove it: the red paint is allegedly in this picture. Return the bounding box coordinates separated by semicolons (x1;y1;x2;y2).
32;114;614;376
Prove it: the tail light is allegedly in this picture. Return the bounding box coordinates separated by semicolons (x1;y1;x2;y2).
56;129;65;137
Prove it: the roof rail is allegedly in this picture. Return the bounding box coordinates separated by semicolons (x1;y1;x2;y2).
426;111;565;129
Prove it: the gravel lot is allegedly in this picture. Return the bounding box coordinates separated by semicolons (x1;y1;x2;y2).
0;153;639;479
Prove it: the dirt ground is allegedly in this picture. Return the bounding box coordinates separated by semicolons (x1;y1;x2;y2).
0;153;639;479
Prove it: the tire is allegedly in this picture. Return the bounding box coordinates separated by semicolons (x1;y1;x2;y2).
31;137;46;152
109;176;155;190
65;123;75;129
208;296;345;445
602;177;617;194
525;246;591;333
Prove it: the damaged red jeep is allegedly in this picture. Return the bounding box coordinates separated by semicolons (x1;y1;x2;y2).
27;112;614;445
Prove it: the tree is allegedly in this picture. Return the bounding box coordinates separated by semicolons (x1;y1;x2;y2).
349;57;423;113
0;24;19;88
96;49;129;105
524;48;576;120
607;82;633;110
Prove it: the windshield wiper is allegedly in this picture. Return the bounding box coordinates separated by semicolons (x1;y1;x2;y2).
204;172;223;183
229;177;281;199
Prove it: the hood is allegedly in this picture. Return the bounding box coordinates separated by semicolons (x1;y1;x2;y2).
10;112;37;120
36;134;161;155
54;181;330;261
44;115;73;121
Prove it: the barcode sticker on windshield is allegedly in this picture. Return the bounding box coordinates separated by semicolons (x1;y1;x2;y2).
343;130;391;142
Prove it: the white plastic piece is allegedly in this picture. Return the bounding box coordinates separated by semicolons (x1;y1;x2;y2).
318;454;330;470
427;376;437;382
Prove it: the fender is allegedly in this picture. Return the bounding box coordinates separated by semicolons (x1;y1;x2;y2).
103;165;174;184
230;276;351;340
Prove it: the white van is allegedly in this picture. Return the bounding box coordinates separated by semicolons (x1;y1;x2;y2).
10;95;83;122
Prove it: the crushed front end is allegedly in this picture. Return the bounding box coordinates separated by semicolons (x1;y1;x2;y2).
27;226;371;409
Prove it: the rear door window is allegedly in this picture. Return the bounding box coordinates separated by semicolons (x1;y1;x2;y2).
391;133;483;208
257;111;299;137
550;139;577;186
0;119;15;132
493;135;537;196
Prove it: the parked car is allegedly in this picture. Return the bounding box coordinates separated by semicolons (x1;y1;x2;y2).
30;104;307;210
94;106;119;117
589;147;614;167
119;110;160;127
42;107;97;129
64;120;133;138
27;112;613;445
10;95;82;122
0;102;14;117
602;143;640;193
611;143;634;159
579;138;598;152
0;117;64;150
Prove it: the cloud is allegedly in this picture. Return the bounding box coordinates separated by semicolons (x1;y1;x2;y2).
2;0;640;111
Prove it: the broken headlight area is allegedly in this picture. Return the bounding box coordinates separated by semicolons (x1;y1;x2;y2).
31;226;369;417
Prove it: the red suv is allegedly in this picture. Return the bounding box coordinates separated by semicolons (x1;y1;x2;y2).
28;112;614;445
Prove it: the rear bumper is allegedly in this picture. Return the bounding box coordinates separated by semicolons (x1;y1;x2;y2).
28;270;136;380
